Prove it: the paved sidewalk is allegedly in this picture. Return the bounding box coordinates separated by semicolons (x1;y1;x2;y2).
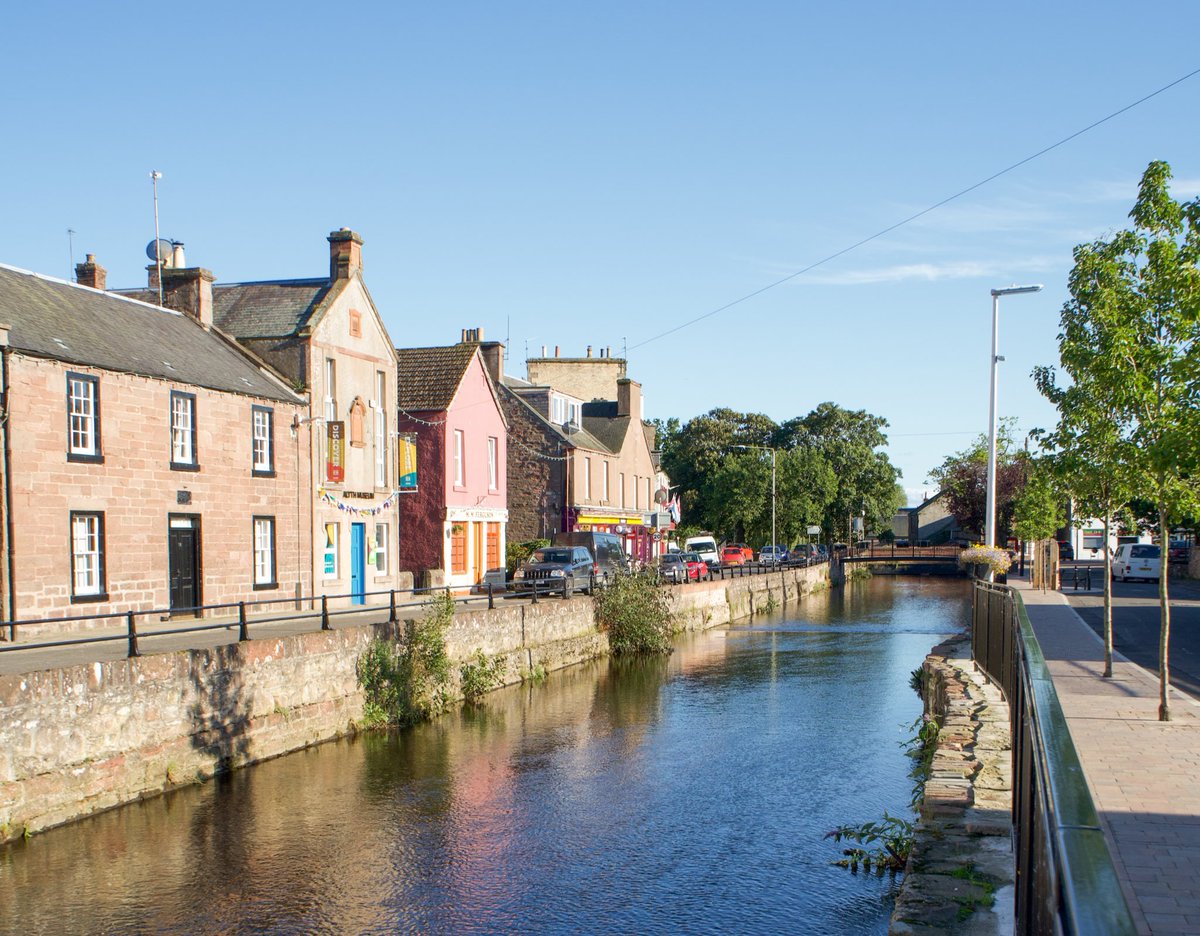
1013;579;1200;935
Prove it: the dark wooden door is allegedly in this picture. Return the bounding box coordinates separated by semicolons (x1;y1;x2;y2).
169;525;200;613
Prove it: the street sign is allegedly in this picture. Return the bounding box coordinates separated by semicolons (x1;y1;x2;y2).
807;525;821;535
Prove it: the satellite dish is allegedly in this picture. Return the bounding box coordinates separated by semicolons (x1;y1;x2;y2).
654;488;670;505
145;238;174;262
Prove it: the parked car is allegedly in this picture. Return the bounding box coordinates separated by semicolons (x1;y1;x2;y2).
553;531;630;585
1169;540;1192;563
512;546;597;595
1112;543;1161;583
680;551;711;581
1057;541;1075;561
657;553;690;584
759;545;787;565
721;545;748;565
724;543;754;562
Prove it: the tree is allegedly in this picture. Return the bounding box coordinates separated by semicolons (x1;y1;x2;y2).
929;421;1027;543
1043;161;1200;720
1010;459;1064;543
781;403;900;543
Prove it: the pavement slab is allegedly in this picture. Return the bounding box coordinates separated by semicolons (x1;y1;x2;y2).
1014;579;1200;936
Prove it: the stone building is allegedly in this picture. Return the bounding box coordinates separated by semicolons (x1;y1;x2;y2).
495;347;671;563
208;230;405;605
0;260;309;624
396;330;508;590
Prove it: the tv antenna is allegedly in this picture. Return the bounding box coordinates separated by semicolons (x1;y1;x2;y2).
150;170;164;306
67;228;76;281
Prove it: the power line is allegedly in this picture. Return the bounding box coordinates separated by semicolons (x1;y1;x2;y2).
629;66;1200;352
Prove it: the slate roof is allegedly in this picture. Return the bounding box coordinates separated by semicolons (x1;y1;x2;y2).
397;343;480;411
213;279;333;338
0;264;300;403
496;383;610;453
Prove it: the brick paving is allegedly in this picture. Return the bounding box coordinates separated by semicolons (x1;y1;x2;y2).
1014;579;1200;935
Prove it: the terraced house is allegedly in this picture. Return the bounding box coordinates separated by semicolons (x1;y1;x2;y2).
0;258;308;626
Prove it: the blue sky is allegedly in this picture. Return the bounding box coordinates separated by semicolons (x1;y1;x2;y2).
3;2;1198;503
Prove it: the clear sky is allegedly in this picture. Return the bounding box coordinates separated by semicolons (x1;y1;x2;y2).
3;2;1198;504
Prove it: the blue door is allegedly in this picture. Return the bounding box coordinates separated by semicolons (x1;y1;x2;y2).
351;523;366;605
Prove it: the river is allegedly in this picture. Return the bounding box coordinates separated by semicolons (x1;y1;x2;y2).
0;577;969;935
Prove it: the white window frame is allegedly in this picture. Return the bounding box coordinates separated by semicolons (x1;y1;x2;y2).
324;357;337;423
252;406;274;475
454;429;465;486
67;373;100;459
170;391;196;467
374;371;387;488
253;517;276;587
70;512;104;598
488;436;498;491
374;523;389;574
602;461;609;503
584;457;591;501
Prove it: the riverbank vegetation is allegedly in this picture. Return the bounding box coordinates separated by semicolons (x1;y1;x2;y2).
594;570;674;655
357;593;455;728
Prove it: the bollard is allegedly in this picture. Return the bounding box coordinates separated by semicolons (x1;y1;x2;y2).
488;582;495;610
321;594;330;630
238;602;249;642
127;611;140;658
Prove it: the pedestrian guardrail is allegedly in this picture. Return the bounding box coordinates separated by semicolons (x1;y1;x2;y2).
972;581;1136;935
0;558;830;659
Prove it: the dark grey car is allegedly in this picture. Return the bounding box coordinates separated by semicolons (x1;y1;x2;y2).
512;546;596;595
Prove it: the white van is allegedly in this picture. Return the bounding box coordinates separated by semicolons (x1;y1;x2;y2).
684;534;720;571
1112;543;1162;583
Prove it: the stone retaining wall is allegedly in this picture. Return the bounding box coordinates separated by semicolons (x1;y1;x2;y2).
0;564;827;842
889;637;1014;935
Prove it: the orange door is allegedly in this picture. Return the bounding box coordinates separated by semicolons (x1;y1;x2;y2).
472;521;484;583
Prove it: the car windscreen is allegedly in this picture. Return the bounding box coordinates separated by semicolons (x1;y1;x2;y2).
682;553;701;562
1130;545;1160;559
533;549;573;564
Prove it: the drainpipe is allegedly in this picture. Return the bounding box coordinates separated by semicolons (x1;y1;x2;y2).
1;341;14;632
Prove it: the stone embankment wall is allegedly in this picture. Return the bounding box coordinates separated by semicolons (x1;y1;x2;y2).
890;637;1014;935
0;564;827;842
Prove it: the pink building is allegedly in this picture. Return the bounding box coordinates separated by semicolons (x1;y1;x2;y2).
396;331;507;589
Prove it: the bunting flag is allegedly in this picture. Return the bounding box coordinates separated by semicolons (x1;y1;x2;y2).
318;488;401;517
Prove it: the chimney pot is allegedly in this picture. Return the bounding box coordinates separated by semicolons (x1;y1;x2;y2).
586;345;592;358
75;254;107;291
554;345;560;357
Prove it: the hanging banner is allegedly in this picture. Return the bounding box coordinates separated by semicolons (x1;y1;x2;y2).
398;433;418;491
327;421;345;482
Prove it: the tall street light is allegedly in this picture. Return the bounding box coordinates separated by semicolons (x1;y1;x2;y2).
733;444;776;558
985;284;1043;549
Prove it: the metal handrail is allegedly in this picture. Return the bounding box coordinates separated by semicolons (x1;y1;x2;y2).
972;580;1136;935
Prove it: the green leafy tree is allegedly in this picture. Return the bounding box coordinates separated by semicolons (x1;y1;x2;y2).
1044;161;1200;720
780;403;900;542
929;421;1027;543
1010;460;1064;543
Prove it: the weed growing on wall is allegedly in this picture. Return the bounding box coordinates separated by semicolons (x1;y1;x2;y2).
460;650;507;704
357;592;454;728
593;570;674;655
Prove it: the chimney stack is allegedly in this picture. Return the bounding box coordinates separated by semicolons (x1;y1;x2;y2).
328;228;364;281
617;378;642;422
162;267;216;328
75;254;107;290
479;341;505;384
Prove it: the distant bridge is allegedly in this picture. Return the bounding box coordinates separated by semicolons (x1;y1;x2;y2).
843;545;964;575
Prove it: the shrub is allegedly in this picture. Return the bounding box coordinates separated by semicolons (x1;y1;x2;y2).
460;650;507;703
593;570;674;655
357;592;455;727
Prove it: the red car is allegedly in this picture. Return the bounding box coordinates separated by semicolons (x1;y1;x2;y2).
721;545;748;565
681;551;710;581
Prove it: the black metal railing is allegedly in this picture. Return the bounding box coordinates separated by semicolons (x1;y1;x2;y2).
0;558;831;661
972;581;1135;935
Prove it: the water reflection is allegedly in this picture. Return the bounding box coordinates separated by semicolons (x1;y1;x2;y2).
0;577;968;935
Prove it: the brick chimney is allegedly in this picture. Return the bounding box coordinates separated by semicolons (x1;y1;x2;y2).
161;267;216;328
328;228;363;281
478;341;505;384
75;254;107;290
616;378;642;422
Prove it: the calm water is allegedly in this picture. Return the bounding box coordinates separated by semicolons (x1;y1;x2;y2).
0;577;969;935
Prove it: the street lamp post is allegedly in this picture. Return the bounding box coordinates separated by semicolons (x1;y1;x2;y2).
985;284;1043;549
734;444;776;558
